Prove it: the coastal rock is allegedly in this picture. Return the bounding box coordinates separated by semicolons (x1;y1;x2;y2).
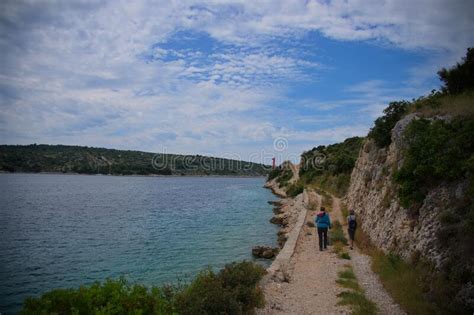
268;200;282;206
277;234;288;247
252;246;279;259
270;215;284;225
272;207;283;215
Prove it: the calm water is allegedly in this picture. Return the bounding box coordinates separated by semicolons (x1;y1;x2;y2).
0;174;278;314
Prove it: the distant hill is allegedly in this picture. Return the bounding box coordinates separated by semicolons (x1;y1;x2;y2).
0;144;269;176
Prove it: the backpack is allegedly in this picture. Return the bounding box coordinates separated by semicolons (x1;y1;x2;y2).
348;216;357;230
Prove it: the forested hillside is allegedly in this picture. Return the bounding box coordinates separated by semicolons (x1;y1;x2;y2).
0;144;269;176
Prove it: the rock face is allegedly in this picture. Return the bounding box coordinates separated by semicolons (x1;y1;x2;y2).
346;114;467;268
252;246;279;259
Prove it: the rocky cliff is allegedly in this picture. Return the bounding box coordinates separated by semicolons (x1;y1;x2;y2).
346;114;469;268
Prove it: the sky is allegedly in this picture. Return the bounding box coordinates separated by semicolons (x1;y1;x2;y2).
1;0;473;164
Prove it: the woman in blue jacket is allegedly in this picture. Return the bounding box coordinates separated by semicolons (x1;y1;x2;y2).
315;206;331;251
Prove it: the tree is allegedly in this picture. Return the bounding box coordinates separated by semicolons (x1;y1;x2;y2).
438;47;474;94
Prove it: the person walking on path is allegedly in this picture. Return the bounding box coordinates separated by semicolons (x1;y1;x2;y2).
347;209;357;250
315;207;331;251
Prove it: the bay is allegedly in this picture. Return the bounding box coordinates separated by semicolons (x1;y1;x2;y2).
0;174;278;314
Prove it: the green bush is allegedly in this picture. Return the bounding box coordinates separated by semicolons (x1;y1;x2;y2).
21;261;266;315
267;167;282;181
286;181;304;197
368;101;409;148
175;261;265;315
394;118;474;209
276;167;293;187
21;278;174;315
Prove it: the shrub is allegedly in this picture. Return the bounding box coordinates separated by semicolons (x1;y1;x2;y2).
267;167;282;181
394;118;474;209
21;261;266;315
368;101;409;148
276;167;293;187
286;181;304;197
21;278;174;315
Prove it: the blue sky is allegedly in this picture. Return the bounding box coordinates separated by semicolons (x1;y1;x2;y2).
1;0;473;164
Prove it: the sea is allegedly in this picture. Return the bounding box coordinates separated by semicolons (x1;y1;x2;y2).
0;173;279;314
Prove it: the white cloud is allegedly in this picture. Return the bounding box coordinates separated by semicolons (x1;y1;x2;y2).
1;0;473;161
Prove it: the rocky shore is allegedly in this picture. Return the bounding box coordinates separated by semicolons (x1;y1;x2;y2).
260;163;310;281
257;164;404;314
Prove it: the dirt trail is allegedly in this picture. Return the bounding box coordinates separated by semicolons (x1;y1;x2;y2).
258;190;350;314
259;190;405;314
332;198;406;315
288;162;300;184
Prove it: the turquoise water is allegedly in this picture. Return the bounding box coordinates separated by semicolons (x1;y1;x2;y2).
0;174;278;314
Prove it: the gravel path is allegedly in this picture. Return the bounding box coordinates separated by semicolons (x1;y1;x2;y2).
258;190;350;314
332;198;406;315
258;188;405;314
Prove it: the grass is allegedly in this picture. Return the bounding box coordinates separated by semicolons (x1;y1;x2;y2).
407;90;474;118
321;193;333;211
307;185;333;211
330;220;351;260
307;196;319;211
354;227;438;314
336;266;377;315
330;221;348;245
371;253;437;314
339;252;351;260
316;186;333;211
337;291;377;315
341;204;349;220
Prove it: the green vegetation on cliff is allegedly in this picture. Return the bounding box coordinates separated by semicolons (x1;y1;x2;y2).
364;48;474;314
21;261;266;315
393;116;474;314
368;101;409;148
395;118;474;209
0;144;269;176
298;137;364;196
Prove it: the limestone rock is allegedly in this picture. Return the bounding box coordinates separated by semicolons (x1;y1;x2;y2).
346;116;466;268
252;246;279;259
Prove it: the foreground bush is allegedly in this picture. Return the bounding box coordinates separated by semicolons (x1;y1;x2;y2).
21;261;266;315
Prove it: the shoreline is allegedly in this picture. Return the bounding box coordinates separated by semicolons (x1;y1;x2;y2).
263;176;309;281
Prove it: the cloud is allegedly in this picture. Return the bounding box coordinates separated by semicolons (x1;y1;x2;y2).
1;0;473;161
